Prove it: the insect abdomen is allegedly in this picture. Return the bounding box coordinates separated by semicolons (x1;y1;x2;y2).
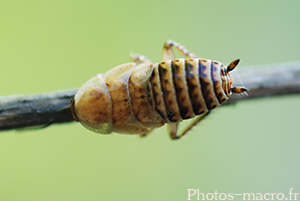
150;58;229;123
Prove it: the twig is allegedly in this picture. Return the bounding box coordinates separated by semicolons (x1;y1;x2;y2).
1;61;300;131
0;90;76;131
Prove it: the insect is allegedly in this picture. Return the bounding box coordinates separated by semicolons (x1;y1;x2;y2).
70;40;248;139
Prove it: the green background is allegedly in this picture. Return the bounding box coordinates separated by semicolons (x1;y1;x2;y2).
0;1;299;201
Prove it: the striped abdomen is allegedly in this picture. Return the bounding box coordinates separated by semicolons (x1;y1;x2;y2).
150;58;230;123
72;58;235;135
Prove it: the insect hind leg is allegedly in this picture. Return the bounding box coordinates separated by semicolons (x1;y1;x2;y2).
163;39;197;60
169;111;211;140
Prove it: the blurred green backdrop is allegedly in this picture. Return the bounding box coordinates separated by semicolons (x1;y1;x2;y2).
0;1;300;201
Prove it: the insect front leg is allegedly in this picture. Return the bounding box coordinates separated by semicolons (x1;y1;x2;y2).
163;39;197;59
130;52;152;64
169;111;211;140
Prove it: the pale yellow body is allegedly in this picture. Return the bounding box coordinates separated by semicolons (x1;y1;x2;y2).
73;62;164;134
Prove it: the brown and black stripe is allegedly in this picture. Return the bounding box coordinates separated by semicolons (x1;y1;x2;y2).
150;58;229;123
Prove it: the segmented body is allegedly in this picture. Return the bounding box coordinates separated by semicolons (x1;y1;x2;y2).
72;58;233;135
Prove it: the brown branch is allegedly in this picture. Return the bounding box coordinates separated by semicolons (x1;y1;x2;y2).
1;61;300;131
0;90;77;131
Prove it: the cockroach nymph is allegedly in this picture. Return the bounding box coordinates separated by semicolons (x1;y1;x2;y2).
70;40;248;139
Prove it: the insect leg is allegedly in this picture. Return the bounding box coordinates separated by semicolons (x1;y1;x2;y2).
169;111;211;140
164;39;197;59
130;52;152;64
162;40;175;60
139;128;154;138
162;40;182;136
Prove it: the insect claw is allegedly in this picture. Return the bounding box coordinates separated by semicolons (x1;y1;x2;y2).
231;86;248;94
227;59;240;72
